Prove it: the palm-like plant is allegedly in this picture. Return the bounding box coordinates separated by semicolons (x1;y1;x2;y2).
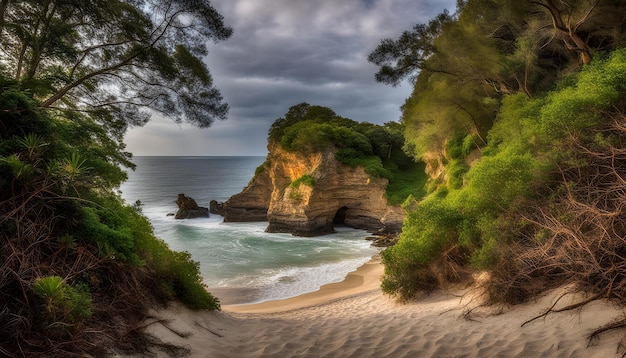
63;153;88;181
32;276;66;315
16;133;48;161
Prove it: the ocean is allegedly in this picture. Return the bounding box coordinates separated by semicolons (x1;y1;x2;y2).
120;156;380;305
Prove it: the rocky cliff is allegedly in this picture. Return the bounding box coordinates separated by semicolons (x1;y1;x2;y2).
222;142;404;236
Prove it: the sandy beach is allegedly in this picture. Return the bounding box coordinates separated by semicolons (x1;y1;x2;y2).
139;256;626;357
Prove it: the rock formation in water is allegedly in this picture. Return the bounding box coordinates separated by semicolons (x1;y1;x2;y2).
222;143;404;236
175;194;209;219
209;200;224;215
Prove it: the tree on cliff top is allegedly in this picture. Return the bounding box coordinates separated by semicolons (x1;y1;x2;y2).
0;0;230;356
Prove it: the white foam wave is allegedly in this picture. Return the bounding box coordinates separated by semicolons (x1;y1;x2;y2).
239;254;379;304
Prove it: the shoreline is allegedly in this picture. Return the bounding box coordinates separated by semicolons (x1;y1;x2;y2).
222;254;384;313
138;255;626;358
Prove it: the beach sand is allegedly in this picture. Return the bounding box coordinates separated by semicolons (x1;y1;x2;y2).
138;256;626;357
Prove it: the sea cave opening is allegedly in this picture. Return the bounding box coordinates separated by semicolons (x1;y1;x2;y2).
333;206;349;225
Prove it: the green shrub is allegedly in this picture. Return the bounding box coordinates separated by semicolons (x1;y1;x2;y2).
255;161;268;175
337;154;392;179
288;190;302;201
64;283;93;324
33;276;65;312
381;196;463;299
540;48;626;139
461;134;478;157
463;152;544;212
32;276;92;325
385;161;428;205
445;136;464;160
290;174;316;188
168;251;221;310
445;159;468;190
77;205;139;263
127;205;221;310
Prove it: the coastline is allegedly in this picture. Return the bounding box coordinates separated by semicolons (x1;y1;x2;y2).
222;254;384;313
135;256;626;358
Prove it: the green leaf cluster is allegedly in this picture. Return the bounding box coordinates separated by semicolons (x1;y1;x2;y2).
290;174;316;188
32;276;92;328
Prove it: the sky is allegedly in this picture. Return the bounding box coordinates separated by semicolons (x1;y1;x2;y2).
123;0;457;156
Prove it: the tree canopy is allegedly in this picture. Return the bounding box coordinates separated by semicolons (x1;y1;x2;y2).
0;0;232;130
370;0;626;163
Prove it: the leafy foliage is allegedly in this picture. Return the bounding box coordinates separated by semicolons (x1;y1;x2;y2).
373;0;626;163
0;1;229;354
290;174;316;188
379;35;626;303
33;276;93;328
368;10;452;86
384;161;428;205
269;103;427;204
0;0;232;128
0;79;222;355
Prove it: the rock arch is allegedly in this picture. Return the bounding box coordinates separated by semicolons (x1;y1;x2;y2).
224;144;405;236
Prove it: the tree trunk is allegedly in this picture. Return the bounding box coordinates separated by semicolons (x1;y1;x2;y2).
529;0;596;65
568;31;593;65
26;2;57;80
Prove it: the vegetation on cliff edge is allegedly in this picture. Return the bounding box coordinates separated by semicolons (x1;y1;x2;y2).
269;102;428;205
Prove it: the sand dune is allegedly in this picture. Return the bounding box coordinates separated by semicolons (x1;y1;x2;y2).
137;257;626;357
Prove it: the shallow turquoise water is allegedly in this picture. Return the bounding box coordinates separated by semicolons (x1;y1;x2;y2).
120;156;379;303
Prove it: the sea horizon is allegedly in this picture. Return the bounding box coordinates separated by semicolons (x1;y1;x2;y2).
129;154;267;158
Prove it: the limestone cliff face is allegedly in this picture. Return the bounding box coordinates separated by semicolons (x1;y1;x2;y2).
221;164;272;222
222;142;404;236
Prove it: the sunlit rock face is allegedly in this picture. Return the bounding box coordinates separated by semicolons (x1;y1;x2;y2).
222;143;404;236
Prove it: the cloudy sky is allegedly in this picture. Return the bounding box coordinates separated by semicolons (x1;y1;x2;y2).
124;0;457;156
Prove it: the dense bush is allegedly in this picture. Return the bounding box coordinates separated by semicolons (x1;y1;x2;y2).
384;161;428;205
381;196;464;298
0;78;219;356
484;49;626;304
382;48;626;302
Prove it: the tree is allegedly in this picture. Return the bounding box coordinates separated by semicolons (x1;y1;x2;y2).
367;9;453;86
527;0;602;65
374;0;626;311
0;0;232;129
372;0;626;163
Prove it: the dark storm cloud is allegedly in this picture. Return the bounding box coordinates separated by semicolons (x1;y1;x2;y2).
125;0;457;156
